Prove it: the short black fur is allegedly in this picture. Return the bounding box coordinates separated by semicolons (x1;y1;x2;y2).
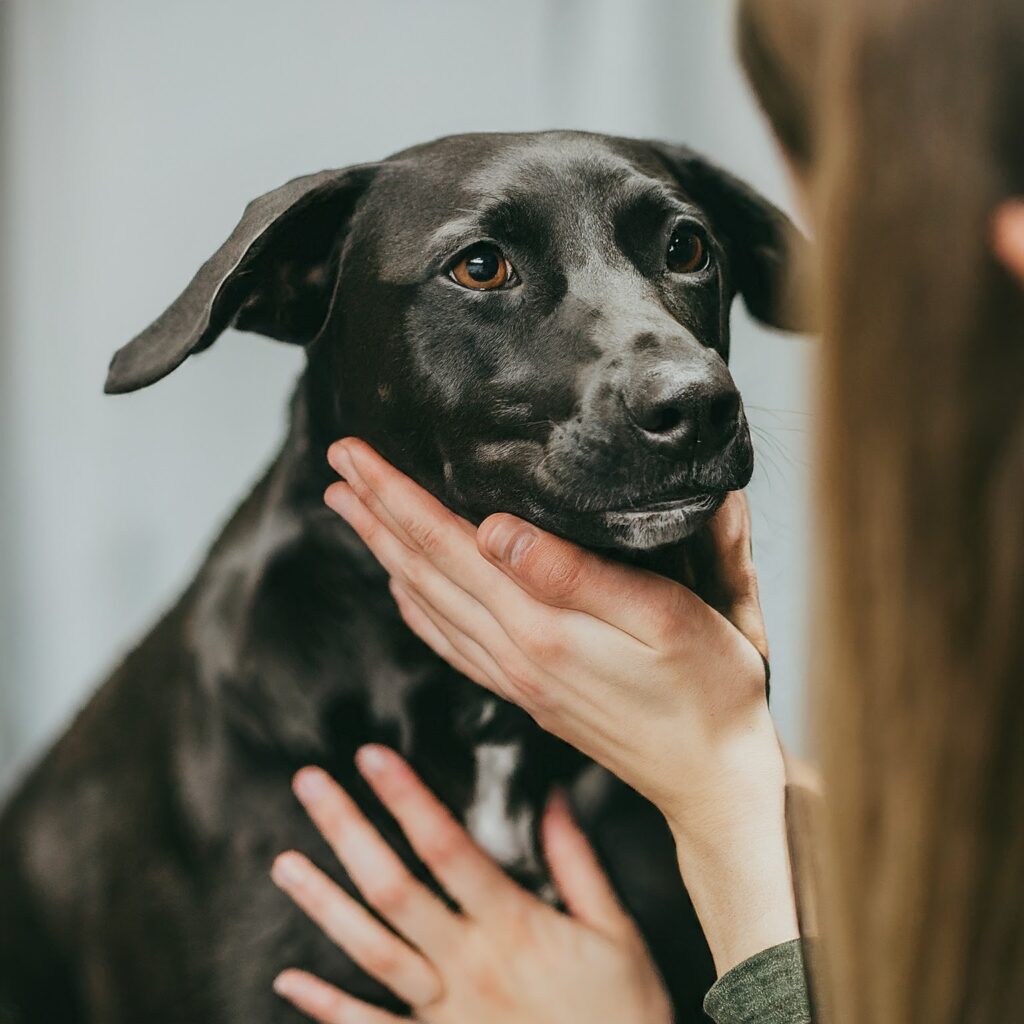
0;131;803;1024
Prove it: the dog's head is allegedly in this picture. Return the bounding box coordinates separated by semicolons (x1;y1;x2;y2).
107;132;804;551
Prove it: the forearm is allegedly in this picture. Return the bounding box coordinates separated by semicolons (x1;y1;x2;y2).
664;721;800;976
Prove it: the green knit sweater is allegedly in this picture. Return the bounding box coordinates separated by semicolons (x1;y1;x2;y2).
703;940;813;1024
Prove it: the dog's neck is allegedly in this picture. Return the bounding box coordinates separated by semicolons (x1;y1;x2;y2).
183;378;582;880
187;381;438;752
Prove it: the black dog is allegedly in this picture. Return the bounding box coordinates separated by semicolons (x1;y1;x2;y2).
0;131;801;1024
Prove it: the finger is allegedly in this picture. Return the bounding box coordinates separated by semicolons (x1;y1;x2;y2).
329;442;659;664
704;492;768;659
325;481;531;672
391;576;607;732
993;198;1024;286
271;852;441;1007
329;479;606;720
273;969;407;1024
388;580;502;692
356;745;526;922
329;437;478;556
541;790;637;941
328;441;503;602
329;442;581;644
477;512;688;646
292;768;459;955
389;580;511;697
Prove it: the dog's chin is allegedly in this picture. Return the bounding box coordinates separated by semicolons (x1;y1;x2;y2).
502;491;726;553
593;495;723;550
571;493;725;552
448;468;731;553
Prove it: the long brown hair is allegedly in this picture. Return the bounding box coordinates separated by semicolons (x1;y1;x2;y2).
738;1;1024;1021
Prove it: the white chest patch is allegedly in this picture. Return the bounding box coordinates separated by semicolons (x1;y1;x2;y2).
464;742;538;871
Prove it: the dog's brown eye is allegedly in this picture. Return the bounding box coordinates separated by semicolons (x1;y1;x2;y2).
666;228;709;275
450;245;512;291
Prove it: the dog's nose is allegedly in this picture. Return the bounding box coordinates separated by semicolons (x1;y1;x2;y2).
624;377;741;455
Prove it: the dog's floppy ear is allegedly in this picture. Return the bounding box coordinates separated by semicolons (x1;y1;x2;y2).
105;164;380;394
648;142;808;331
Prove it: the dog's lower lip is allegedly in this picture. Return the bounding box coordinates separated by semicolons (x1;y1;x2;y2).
599;492;720;515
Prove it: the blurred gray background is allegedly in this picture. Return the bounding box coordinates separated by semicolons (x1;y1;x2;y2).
0;0;811;787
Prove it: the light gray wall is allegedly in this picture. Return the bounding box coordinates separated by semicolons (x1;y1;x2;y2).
0;0;812;786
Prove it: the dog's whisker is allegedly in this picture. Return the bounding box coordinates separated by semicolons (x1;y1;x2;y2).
751;423;798;465
746;403;812;418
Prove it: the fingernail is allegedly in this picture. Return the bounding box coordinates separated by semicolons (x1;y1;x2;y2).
484;520;536;566
271;853;303;887
293;766;329;802
355;744;389;778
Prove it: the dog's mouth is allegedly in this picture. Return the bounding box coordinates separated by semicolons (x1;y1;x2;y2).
593;490;724;517
581;489;726;547
527;483;728;551
451;433;750;552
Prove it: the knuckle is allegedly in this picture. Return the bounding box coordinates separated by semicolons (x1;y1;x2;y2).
529;706;555;733
504;663;551;711
517;624;562;666
363;874;410;916
417;824;464;871
650;591;691;646
464;954;506;1003
399;555;430;592
648;611;680;650
503;663;535;701
399;512;448;561
404;516;444;555
535;552;585;601
359;939;400;980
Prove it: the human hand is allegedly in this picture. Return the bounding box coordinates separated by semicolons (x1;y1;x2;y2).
323;439;774;837
323;440;798;974
271;746;672;1024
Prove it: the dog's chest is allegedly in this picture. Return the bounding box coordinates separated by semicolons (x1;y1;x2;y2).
457;700;553;894
465;740;536;867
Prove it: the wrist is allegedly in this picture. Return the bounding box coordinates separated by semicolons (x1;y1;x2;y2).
658;704;785;841
661;719;800;976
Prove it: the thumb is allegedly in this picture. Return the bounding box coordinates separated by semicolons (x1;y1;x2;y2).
541;790;636;941
476;513;693;644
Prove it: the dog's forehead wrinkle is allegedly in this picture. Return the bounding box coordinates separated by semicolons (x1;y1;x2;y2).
459;140;645;261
